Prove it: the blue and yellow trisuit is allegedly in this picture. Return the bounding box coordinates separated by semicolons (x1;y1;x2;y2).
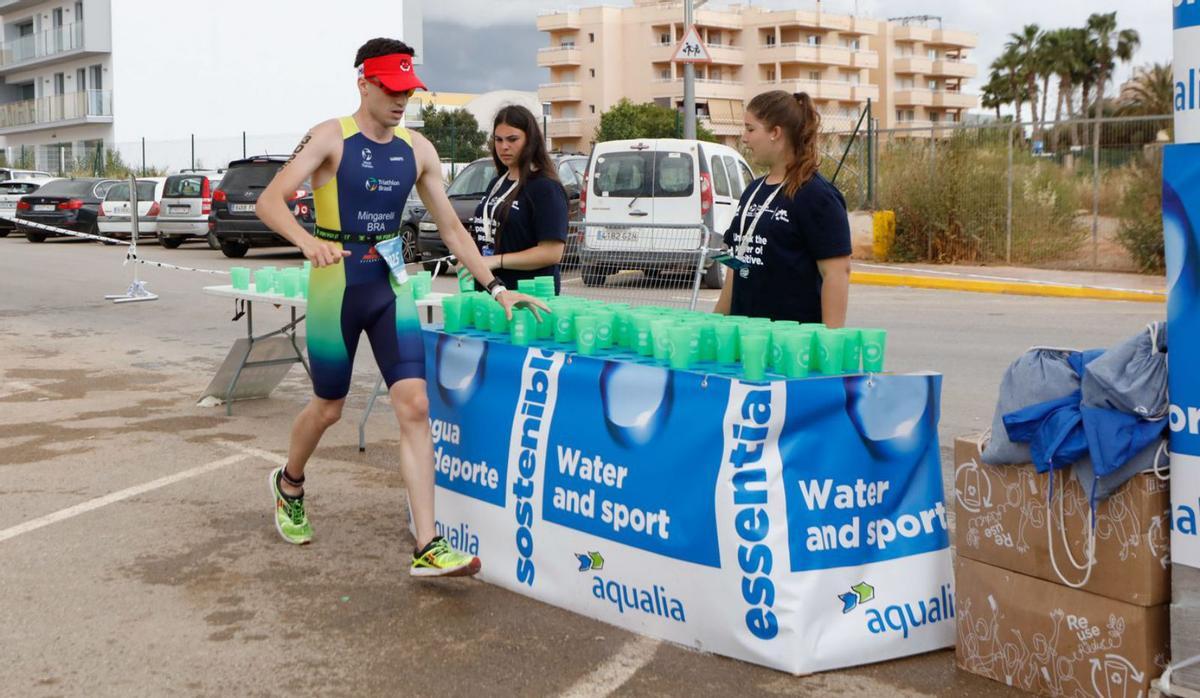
307;116;424;400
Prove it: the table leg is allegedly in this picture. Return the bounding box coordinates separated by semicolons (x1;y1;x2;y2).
358;374;387;452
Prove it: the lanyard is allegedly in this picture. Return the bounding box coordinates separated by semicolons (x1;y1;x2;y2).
480;176;518;244
735;178;783;260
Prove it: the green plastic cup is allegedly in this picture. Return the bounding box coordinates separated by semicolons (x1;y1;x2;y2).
698;322;718;363
279;269;299;298
815;329;846;374
474;297;492;332
518;279;537;296
575;315;598;356
554;306;576;343
511;308;534;346
254;268;275;294
442;295;465;332
800;323;827;332
489;303;510;334
614;310;635;349
535;276;556;298
669;325;694;370
230;267;250;290
459;292;476;327
594;310;616;350
838;328;863;373
534;306;554;340
414;276;432;300
780;331;812;378
458;267;475;293
650;319;674;363
633;314;654;356
715;322;739;364
860;328;888;373
740;333;768;381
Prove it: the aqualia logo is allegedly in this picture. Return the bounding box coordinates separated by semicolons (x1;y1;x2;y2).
850;583;955;640
591;575;687;623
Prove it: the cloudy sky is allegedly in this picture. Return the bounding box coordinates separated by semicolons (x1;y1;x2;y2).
418;0;1174;112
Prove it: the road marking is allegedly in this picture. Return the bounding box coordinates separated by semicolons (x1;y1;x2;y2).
217;441;287;466
560;635;660;698
0;453;248;544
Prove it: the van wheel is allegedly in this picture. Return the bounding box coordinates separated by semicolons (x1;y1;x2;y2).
25;230;46;243
0;229;8;238
206;231;221;250
221;241;249;258
159;236;183;249
582;265;608;287
702;260;726;290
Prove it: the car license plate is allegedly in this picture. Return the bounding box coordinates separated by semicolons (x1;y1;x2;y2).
230;203;255;213
598;229;638;242
168;205;189;214
0;202;14;208
33;204;55;212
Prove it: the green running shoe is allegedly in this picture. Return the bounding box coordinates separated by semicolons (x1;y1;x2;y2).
269;467;312;545
410;536;481;577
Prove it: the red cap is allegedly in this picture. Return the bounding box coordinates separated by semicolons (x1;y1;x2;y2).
360;53;426;93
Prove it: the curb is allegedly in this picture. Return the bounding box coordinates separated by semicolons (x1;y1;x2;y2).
849;271;1166;304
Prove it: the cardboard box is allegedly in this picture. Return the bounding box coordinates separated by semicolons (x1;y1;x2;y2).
956;556;1169;698
954;436;1171;607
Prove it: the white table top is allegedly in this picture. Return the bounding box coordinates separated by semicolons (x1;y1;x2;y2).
203;285;449;309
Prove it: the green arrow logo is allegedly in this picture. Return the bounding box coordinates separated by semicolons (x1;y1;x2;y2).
588;552;604;570
851;581;875;604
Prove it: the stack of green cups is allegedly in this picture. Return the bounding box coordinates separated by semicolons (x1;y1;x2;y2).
534;276;556;298
230;266;250;291
553;303;576;343
779;330;814;378
860;328;887;372
668;324;694;370
740;332;769;381
517;280;537;296
697;321;718;363
575;315;598;356
255;267;276;294
838;328;863;373
632;313;655;357
458;268;475;293
474;295;492;332
650;319;674;363
594;310;615;350
814;328;846;374
714;322;739;364
489;301;510;333
278;268;300;298
511;308;535;346
442;295;465;332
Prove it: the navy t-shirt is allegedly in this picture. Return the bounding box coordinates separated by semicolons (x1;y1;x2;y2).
470;171;568;291
722;173;852;323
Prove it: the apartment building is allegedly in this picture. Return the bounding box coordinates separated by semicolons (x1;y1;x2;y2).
536;0;977;152
0;0;421;173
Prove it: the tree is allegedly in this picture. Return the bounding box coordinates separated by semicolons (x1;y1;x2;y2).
1005;24;1042;127
1118;62;1174;117
1085;12;1140;164
990;47;1025;124
417;106;488;162
981;72;1015;120
594;99;716;143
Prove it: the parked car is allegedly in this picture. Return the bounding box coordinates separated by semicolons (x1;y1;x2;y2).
98;177;167;240
399;189;425;264
157;170;223;249
0;178;57;236
0;168;55;181
211;155;314;258
16;178;118;243
579;138;754;289
416;153;586;273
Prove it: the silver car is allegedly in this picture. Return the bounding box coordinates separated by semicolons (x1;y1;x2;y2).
0;178;54;236
156;170;223;249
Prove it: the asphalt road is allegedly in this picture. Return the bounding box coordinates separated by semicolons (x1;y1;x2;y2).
0;235;1164;697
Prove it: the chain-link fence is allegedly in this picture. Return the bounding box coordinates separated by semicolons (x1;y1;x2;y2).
824;114;1172;273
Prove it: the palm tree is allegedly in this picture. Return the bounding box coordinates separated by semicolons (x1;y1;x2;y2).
981;72;1014;120
990;46;1025;123
1006;24;1042;127
1118;62;1174;116
1086;12;1140;145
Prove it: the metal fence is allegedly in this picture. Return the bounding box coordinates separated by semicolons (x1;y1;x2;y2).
825;114;1173;272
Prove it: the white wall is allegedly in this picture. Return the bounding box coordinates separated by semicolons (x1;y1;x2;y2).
108;0;420;144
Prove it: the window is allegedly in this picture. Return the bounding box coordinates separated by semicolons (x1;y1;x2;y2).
739;162;754;189
591;152;694;198
589;104;596;114
765;33;776;47
928;49;938;60
589;33;595;43
807;34;821;46
841;37;860;50
710;155;731;197
76;68;86;91
561;40;575;48
808;70;821;81
659;68;671;80
557;161;579;188
53;73;65;96
765;67;776;82
899;77;914;89
928;80;938;91
898;45;912;57
842;70;860;85
930;113;940;123
710;67;722;81
445;161;497;196
75;1;83;20
723;156;744;197
590;69;596;78
89;65;102;90
659;32;671;45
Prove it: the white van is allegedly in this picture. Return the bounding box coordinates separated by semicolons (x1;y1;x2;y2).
580;138;754;289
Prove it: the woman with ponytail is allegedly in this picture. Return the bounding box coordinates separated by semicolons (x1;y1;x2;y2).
470;105;569;292
713;91;851;326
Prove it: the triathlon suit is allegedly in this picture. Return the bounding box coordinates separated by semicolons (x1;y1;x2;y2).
307;116;423;400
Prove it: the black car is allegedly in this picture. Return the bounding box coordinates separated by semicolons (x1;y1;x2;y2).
211;156;315;258
417;154;587;273
17;178;118;243
398;190;425;264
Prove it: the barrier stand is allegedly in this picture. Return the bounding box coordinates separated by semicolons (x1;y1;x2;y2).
105;175;158;304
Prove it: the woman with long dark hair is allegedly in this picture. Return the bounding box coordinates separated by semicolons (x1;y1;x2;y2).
714;91;851;326
470;105;568;292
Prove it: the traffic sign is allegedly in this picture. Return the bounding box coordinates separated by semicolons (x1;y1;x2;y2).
672;24;712;64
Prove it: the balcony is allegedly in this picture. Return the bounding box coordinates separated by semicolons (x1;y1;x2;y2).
650;41;744;65
0;22;95;71
845;16;881;35
760;43;851;67
894;88;934;106
548;118;584;139
651;78;745;101
932;91;977;109
536;11;581;32
931;58;977;79
850;50;878;69
893;25;934;43
538;82;583;102
537;45;582;67
893;56;933;74
0;90;113;134
767;10;855;31
890;119;936;135
931;28;978;48
775;79;853;101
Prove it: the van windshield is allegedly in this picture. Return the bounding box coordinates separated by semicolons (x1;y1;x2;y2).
592;151;694;198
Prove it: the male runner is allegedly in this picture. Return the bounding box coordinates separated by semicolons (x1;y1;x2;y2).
256;37;546;577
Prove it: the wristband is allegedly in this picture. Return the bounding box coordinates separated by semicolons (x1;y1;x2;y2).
487;278;507;298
